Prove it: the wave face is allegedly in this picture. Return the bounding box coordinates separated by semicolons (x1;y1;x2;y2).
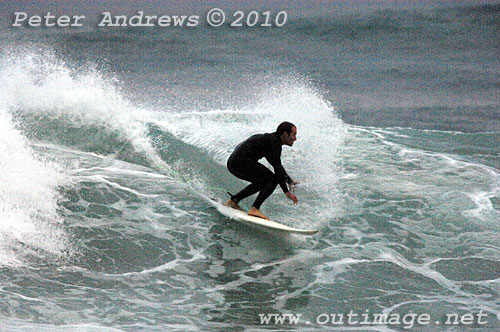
1;2;499;331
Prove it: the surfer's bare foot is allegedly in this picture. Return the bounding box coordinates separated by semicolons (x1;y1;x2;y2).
248;207;270;220
224;199;243;211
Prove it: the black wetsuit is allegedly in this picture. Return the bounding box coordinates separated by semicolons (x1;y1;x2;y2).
227;132;292;209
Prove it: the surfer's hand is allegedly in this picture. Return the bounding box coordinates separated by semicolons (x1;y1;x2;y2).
286;192;298;204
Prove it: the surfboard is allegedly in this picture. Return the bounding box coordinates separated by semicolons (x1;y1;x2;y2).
209;199;319;235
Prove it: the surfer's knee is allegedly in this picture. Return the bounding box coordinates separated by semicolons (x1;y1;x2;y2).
269;175;279;188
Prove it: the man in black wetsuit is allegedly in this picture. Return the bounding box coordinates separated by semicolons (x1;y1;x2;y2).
225;121;299;220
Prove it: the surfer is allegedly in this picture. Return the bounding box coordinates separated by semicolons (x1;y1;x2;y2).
225;121;299;220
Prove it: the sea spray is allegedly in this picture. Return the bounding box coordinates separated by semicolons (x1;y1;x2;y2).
0;48;169;171
0;106;69;267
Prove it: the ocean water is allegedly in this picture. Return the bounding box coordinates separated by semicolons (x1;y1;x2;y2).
0;1;499;331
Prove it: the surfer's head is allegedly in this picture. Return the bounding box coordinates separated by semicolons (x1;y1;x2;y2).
277;121;297;147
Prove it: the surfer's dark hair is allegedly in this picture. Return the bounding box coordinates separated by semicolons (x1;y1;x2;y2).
276;122;296;136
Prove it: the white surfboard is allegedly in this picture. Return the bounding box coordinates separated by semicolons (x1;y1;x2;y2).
209;199;319;235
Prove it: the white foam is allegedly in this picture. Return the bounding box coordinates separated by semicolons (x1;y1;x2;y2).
0;320;128;332
463;189;500;225
0;107;69;267
0;48;167;170
348;125;500;228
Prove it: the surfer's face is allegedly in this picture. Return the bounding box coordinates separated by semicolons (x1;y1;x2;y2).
283;127;297;146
